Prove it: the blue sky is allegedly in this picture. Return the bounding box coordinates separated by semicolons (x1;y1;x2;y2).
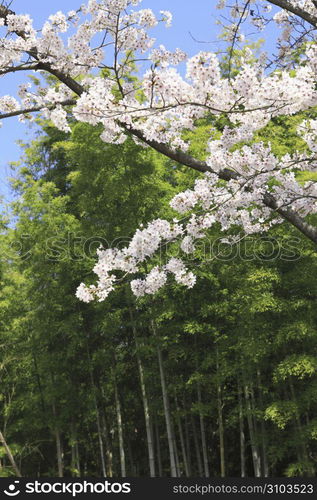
0;0;278;204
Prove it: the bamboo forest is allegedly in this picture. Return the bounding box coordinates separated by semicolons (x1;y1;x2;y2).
1;0;317;480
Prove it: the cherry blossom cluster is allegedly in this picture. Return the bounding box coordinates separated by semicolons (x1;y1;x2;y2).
0;0;172;123
0;1;317;300
75;219;192;302
150;45;187;67
0;96;20;115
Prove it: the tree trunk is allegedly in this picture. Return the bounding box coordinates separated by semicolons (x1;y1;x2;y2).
0;431;22;477
71;440;76;476
154;415;163;477
75;441;81;476
250;385;262;474
86;342;106;477
217;383;225;477
237;381;246;478
101;413;113;477
114;376;126;477
244;384;261;477
197;384;210;477
184;406;192;476
172;421;181;477
95;405;107;477
55;427;63;477
130;307;155;477
191;415;203;476
70;424;80;477
175;396;189;476
151;320;177;477
256;370;269;477
52;403;63;477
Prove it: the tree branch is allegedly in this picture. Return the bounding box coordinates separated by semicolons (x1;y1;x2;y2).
36;63;84;97
0;5;85;97
0;99;77;120
125;125;317;245
268;0;317;27
0;5;14;24
263;192;317;243
0;63;39;76
122;125;216;175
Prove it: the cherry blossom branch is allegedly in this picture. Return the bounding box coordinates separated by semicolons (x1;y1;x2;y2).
0;99;76;120
34;64;84;97
7;92;315;247
0;5;85;96
268;0;317;27
0;63;39;76
263;192;317;243
124;125;317;244
122;124;217;175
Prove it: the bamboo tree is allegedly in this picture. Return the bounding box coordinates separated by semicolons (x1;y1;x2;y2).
113;370;126;477
256;370;269;477
129;306;155;476
151;320;177;477
183;403;192;476
70;424;81;477
52;403;64;478
101;413;113;477
86;341;107;477
216;348;225;478
244;383;261;477
191;415;203;477
0;431;22;477
154;415;163;477
237;381;246;478
175;396;190;477
197;384;210;477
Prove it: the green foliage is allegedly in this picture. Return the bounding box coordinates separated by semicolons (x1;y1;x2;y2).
265;401;299;429
274;355;317;382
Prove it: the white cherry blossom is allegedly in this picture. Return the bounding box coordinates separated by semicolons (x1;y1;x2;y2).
0;0;317;300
